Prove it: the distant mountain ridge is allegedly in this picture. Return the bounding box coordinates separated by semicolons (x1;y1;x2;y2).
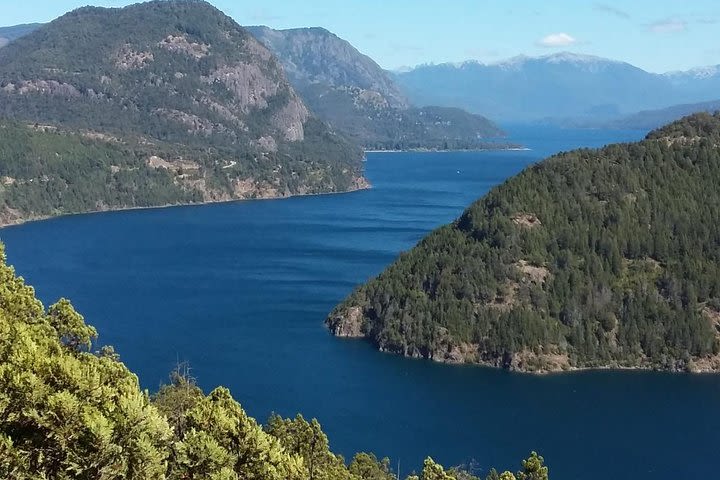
6;21;720;128
0;24;42;48
602;100;720;130
248;25;508;150
395;52;720;123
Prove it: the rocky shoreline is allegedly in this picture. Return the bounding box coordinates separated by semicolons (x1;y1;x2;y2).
0;175;371;229
327;306;720;374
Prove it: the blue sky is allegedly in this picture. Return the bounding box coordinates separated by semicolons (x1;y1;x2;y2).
2;0;718;72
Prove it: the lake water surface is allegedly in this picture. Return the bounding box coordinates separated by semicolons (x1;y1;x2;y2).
4;126;719;479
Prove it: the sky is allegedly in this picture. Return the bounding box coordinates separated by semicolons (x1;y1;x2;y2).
2;0;719;73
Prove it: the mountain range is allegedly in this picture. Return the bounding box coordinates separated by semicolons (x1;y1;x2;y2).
247;26;506;150
5;21;719;129
0;21;509;150
394;53;720;123
603;99;720;130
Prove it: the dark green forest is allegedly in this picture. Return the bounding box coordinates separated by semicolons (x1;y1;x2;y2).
0;122;197;223
329;113;720;372
0;244;546;479
0;120;364;224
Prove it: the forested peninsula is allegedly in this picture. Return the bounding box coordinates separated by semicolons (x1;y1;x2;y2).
328;113;720;373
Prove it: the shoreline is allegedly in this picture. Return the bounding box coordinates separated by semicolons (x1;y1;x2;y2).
0;179;372;230
380;343;720;375
330;334;720;375
364;146;530;153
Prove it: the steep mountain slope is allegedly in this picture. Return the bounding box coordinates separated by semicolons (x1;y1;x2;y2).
0;1;365;225
247;26;408;109
328;113;720;373
605;100;720;130
0;23;41;48
248;26;506;150
394;53;710;123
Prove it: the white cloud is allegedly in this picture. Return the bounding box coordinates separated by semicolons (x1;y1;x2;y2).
647;18;687;33
535;33;578;48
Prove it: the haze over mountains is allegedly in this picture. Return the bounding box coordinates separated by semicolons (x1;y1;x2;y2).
0;24;41;48
606;100;720;130
394;53;720;124
247;26;506;150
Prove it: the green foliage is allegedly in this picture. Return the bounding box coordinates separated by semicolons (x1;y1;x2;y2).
417;457;457;480
0;244;172;479
152;365;205;439
47;298;98;351
482;452;548;480
167;387;307;480
0;121;200;222
265;413;352;480
517;452;548;480
349;452;396;480
329;113;720;371
647;111;720;143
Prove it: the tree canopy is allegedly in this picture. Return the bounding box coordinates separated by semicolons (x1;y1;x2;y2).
329;113;720;372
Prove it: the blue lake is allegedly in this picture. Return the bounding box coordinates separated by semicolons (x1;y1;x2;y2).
4;126;719;479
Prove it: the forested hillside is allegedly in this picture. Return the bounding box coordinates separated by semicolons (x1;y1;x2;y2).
0;118;361;226
0;243;546;479
0;1;365;225
328;113;720;373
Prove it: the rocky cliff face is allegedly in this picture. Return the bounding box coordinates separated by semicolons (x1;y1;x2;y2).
248;26;408;110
